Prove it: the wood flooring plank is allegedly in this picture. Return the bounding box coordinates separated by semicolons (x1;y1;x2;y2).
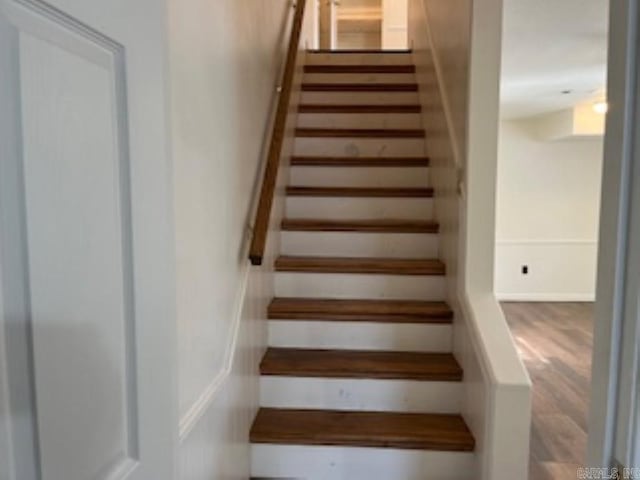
308;49;412;54
275;256;446;275
299;104;422;114
290;156;430;167
502;302;593;480
302;83;419;92
260;348;463;381
304;64;416;74
286;186;434;197
280;219;439;233
295;128;425;138
268;297;453;323
250;408;475;451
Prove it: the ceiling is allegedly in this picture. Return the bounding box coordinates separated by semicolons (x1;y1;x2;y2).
500;0;609;119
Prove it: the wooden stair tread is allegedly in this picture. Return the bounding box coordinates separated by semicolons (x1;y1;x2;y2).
260;348;462;381
250;408;475;451
281;218;439;233
302;83;418;92
275;256;446;275
304;64;415;73
308;49;412;54
291;156;430;167
299;104;421;113
286;186;434;197
268;297;453;323
296;128;425;138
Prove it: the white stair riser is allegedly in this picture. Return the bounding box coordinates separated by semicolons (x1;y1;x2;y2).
280;232;438;258
286;197;434;220
290;166;429;188
268;320;452;352
301;91;419;105
252;445;475;480
261;377;462;413
294;138;426;157
275;273;446;300
297;112;423;129
304;73;417;84
305;53;414;65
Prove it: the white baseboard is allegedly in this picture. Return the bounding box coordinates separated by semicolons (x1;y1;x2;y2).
495;240;598;304
496;239;597;246
496;293;595;302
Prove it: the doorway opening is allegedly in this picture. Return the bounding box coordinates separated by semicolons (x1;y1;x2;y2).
495;1;609;478
317;0;408;51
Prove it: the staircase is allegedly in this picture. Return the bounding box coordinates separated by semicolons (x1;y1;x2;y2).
250;50;475;480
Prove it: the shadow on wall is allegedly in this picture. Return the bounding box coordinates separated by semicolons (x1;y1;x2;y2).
4;320;124;478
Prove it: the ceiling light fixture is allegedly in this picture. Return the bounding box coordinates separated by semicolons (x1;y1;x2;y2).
593;101;609;114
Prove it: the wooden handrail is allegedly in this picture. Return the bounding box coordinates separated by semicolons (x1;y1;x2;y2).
249;0;307;266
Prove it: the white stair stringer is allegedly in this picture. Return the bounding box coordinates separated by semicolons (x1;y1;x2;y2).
297;112;423;129
280;231;438;258
289;166;429;187
252;444;475;480
294;137;426;157
260;376;462;413
267;319;452;353
285;197;434;220
300;91;419;105
275;272;446;300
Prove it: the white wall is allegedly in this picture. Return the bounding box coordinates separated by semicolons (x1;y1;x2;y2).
169;0;291;418
167;0;294;478
495;120;603;301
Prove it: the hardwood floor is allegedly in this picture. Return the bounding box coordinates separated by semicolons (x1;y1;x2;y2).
260;348;463;381
501;302;594;480
250;408;475;451
274;256;445;275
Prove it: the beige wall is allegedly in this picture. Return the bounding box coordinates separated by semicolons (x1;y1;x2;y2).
419;0;471;162
168;0;290;425
495;120;603;300
168;2;315;478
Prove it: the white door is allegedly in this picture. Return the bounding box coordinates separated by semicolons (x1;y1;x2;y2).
382;0;407;50
0;0;178;479
588;0;640;473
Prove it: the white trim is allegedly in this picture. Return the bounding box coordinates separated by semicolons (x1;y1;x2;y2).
495;240;598;303
178;260;251;441
464;0;533;475
496;239;598;246
497;293;596;302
